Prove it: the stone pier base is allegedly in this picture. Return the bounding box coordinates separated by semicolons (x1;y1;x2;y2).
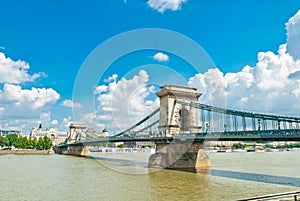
148;140;210;171
53;144;90;157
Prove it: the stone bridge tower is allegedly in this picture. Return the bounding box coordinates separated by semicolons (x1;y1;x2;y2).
156;85;202;136
68;123;87;143
149;85;210;171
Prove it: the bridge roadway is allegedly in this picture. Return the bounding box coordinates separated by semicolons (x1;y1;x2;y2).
66;129;300;146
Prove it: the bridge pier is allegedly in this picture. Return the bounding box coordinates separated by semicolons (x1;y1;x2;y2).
53;144;90;157
148;140;210;171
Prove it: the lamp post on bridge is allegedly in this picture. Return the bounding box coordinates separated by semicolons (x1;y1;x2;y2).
206;123;210;134
258;119;261;131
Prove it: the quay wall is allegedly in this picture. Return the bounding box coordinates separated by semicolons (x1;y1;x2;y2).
0;149;54;155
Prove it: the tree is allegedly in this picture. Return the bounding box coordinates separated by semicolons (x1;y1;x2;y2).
28;138;34;149
14;136;24;149
22;136;29;149
32;137;37;149
117;144;125;148
6;135;52;150
232;143;246;149
36;137;44;150
43;136;53;149
6;134;18;146
0;135;9;146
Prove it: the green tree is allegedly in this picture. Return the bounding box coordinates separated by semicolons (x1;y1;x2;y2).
36;137;44;150
43;136;53;150
232;143;246;149
117;144;125;148
28;138;34;149
32;137;37;149
0;135;9;146
14;137;22;148
22;136;29;149
6;134;18;146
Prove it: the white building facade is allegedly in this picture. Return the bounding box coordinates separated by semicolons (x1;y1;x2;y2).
29;124;68;145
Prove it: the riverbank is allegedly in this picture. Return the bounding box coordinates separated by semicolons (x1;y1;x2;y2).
0;149;54;155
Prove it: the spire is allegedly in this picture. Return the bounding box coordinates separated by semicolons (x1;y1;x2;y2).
38;123;42;130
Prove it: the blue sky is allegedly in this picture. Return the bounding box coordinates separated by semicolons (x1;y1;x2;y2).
1;0;300;134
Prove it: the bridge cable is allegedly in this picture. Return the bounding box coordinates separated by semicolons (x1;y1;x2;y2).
113;108;160;137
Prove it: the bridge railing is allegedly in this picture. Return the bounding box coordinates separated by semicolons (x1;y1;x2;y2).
148;129;300;142
176;100;300;133
236;190;300;201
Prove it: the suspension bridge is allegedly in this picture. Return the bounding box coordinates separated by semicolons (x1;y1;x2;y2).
54;85;300;170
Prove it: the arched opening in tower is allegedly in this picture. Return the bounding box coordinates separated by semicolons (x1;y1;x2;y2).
179;109;190;132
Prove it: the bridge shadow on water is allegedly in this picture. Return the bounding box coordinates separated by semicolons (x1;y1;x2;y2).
87;155;300;187
165;168;300;188
209;169;300;188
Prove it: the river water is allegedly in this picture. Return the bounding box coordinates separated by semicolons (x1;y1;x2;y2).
0;151;299;201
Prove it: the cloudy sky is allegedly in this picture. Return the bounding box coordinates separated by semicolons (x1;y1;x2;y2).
1;0;300;134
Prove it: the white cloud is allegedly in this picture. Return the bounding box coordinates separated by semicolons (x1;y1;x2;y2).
0;84;60;133
39;112;58;129
147;0;187;13
61;99;82;108
51;119;59;125
95;70;159;133
188;68;225;107
152;52;169;62
189;10;300;115
0;84;60;110
0;52;42;84
0;52;61;133
104;74;118;83
286;10;300;60
79;112;105;130
94;85;108;94
189;44;300;113
0;111;63;134
60;116;72;130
